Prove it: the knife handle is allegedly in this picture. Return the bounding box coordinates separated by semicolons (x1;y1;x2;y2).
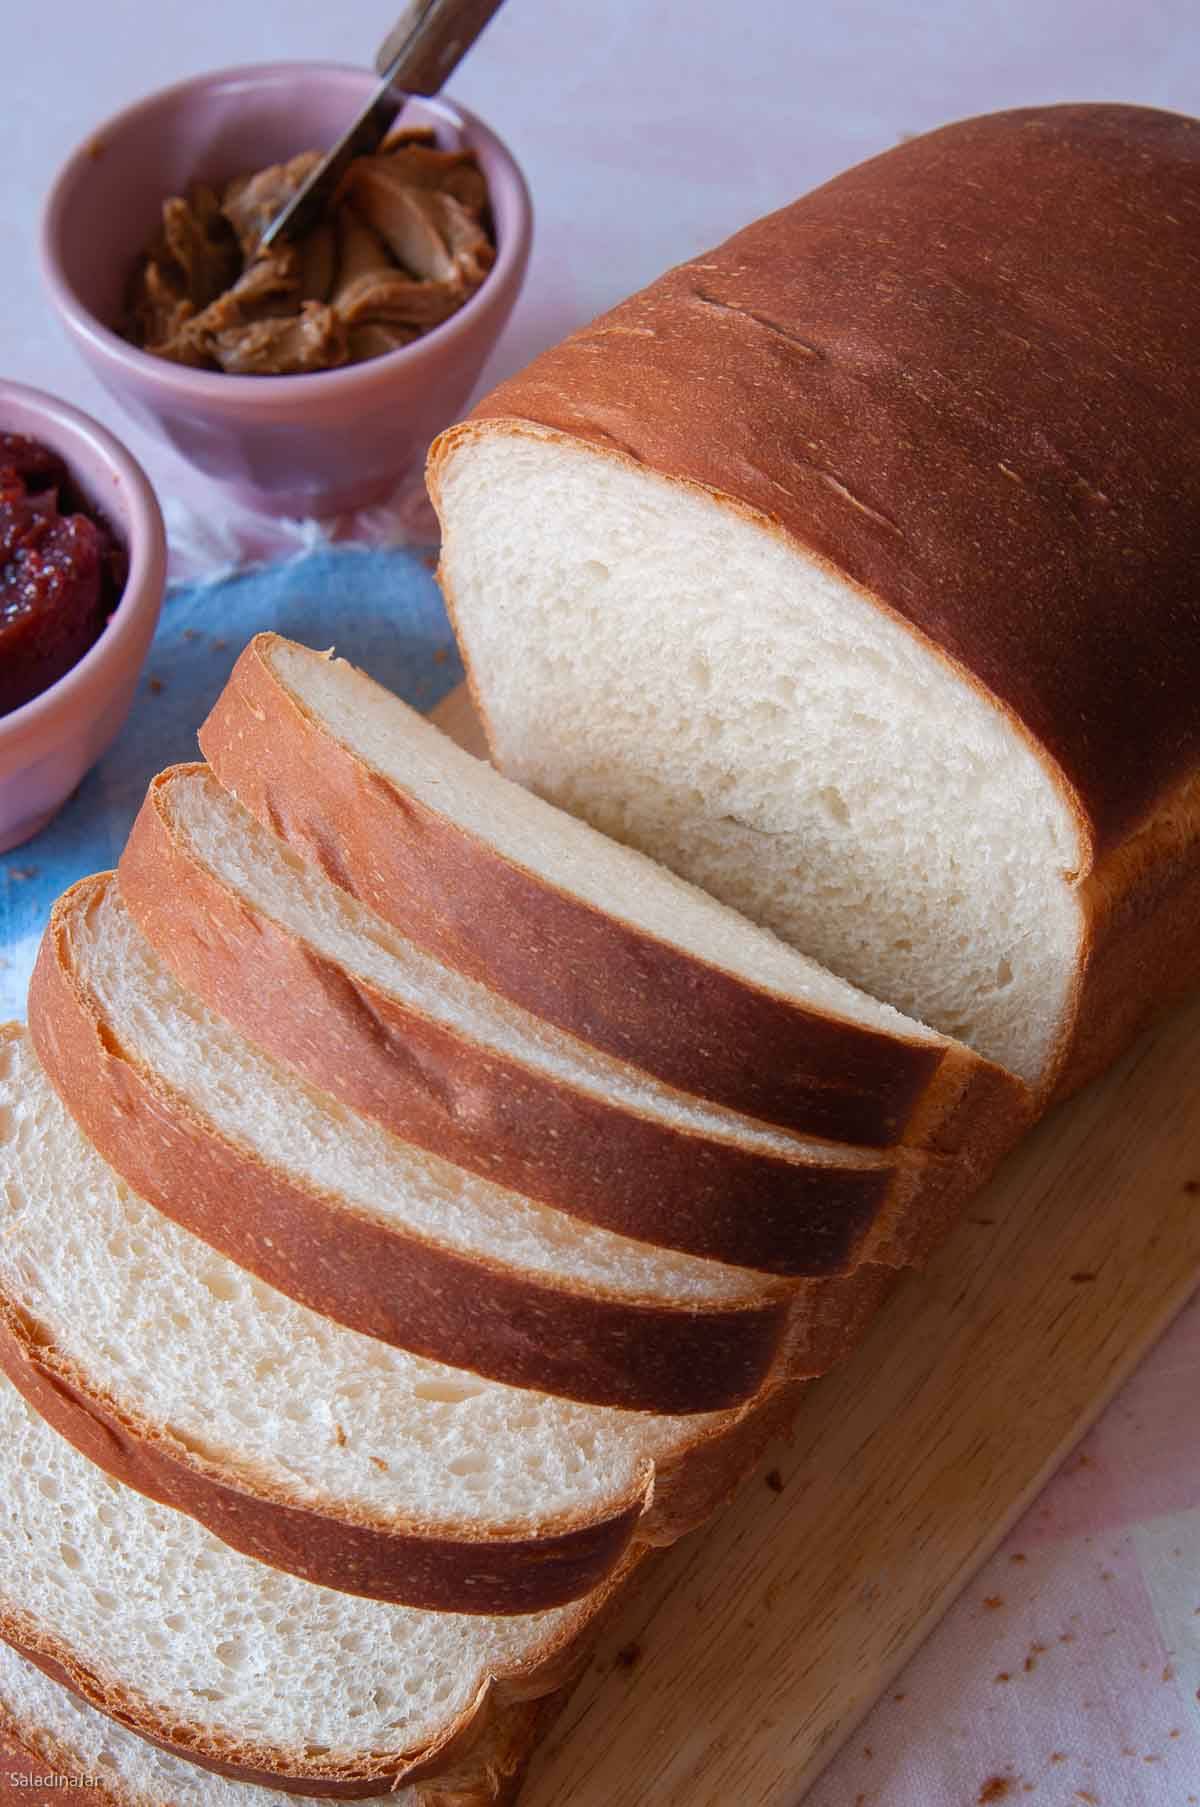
375;0;508;97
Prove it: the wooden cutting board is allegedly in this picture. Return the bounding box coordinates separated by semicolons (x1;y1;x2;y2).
433;681;1200;1806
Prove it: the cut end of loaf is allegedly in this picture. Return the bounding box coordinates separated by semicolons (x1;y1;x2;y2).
432;426;1084;1089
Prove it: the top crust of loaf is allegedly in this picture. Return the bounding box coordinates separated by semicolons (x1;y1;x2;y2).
438;104;1200;863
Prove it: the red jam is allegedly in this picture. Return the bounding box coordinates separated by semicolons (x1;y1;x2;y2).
0;434;127;717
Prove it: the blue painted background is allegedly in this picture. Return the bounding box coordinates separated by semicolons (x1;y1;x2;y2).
0;547;465;1020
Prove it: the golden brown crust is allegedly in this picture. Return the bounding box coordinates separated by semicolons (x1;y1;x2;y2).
446;103;1200;864
417;1690;573;1807
116;765;952;1279
26;878;792;1418
1051;767;1200;1099
638;1375;810;1544
199;636;1029;1154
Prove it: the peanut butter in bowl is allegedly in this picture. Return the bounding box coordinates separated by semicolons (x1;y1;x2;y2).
123;127;496;376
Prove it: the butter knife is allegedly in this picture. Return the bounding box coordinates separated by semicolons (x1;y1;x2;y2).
260;0;508;249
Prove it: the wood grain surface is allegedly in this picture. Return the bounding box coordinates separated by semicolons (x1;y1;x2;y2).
431;681;1200;1807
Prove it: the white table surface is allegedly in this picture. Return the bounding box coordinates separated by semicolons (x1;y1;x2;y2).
3;5;1200;1804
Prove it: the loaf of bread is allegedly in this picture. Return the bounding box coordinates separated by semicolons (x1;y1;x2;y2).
430;102;1200;1103
15;100;1192;1804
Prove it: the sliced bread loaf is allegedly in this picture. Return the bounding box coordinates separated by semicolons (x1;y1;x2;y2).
28;875;800;1415
0;1640;554;1807
199;634;1029;1153
0;1364;638;1798
427;104;1200;1101
0;1022;811;1613
117;763;966;1276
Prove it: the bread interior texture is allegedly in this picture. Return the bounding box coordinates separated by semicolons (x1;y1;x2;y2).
269;643;941;1045
0;1639;416;1806
73;881;764;1308
0;1364;579;1767
438;435;1084;1085
0;1028;706;1535
163;765;896;1164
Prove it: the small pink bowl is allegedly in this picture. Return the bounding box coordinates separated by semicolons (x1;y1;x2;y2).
0;381;166;853
40;63;532;519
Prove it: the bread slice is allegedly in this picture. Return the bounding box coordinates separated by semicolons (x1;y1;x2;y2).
199;634;1029;1152
0;1363;641;1798
117;762;968;1278
427;105;1200;1101
28;874;801;1416
0;1639;555;1807
0;1021;817;1614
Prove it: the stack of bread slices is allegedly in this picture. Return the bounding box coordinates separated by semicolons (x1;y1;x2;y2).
0;631;1030;1804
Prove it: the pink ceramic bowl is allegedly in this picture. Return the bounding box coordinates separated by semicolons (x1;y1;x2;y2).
40;63;532;518
0;381;166;853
